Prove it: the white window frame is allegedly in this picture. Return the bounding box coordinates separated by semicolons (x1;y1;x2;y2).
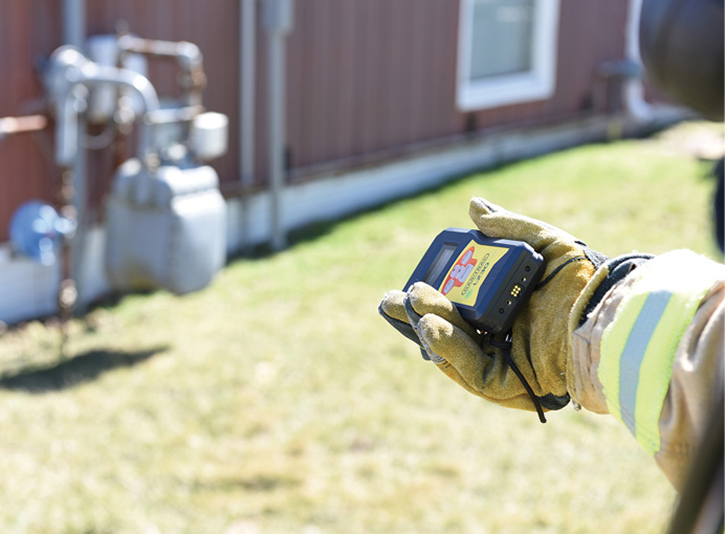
456;0;561;111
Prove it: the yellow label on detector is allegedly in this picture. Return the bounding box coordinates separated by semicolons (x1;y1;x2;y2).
438;241;508;306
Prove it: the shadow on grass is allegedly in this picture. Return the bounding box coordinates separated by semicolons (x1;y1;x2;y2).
190;474;302;493
0;346;167;393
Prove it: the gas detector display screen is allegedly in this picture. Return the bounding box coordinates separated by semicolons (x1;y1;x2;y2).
422;242;457;285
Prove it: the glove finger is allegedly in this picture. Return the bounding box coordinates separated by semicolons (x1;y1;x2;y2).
469;197;577;252
379;291;422;347
418;314;538;410
416;313;485;384
415;314;505;403
406;282;480;341
413;312;491;398
380;290;408;323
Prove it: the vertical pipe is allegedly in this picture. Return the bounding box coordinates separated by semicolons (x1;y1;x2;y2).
625;0;653;122
62;0;87;325
69;91;88;302
267;29;286;250
240;0;257;188
62;0;86;48
238;0;257;252
263;0;293;251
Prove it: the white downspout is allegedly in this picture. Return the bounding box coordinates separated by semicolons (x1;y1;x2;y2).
240;0;257;189
263;0;294;251
238;0;257;252
625;0;654;123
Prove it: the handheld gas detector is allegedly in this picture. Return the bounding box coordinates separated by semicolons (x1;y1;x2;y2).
405;228;545;334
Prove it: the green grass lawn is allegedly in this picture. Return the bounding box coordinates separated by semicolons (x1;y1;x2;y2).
0;122;721;534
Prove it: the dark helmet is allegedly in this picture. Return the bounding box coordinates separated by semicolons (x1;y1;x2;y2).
639;0;724;120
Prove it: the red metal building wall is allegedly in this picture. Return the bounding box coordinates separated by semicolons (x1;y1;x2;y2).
286;0;630;179
287;0;463;174
0;1;62;244
0;0;632;242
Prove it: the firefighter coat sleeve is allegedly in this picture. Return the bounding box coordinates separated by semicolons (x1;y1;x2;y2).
568;249;724;489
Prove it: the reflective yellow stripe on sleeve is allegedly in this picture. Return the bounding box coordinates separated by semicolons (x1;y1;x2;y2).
598;251;723;455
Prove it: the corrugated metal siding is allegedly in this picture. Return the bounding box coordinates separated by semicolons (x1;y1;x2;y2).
0;1;62;244
286;0;630;178
1;0;636;242
556;0;629;113
286;0;466;179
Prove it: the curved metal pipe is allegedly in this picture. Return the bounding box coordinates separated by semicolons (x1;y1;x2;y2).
47;47;161;166
78;62;160;164
117;34;206;107
79;64;160;112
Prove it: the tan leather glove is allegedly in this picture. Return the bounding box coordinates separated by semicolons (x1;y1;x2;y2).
380;197;651;421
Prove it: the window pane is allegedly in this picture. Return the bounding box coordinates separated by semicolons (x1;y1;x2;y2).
469;0;535;81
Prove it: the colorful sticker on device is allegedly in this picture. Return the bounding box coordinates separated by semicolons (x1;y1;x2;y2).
439;242;508;306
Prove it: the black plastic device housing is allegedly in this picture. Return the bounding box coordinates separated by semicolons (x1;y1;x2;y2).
404;228;545;334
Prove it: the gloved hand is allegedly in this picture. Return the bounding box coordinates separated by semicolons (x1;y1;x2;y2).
380;197;637;421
